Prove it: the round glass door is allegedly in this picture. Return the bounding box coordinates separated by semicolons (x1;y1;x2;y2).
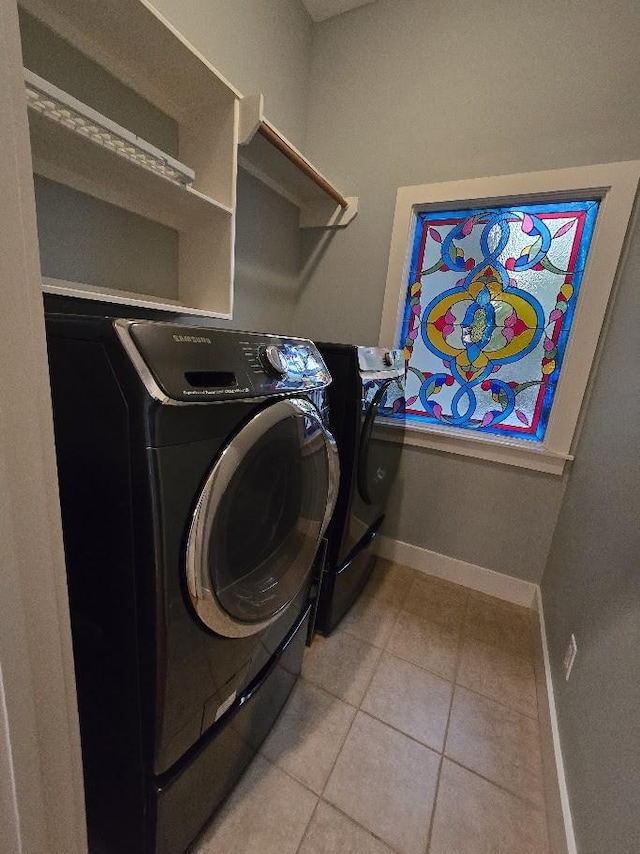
186;398;338;637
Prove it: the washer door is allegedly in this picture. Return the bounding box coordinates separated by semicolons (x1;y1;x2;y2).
186;398;339;637
357;377;405;506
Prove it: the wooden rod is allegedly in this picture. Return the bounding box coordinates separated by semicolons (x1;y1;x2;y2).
258;122;349;209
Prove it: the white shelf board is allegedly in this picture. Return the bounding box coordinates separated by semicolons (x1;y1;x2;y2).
42;277;233;318
19;0;240;121
29;108;233;231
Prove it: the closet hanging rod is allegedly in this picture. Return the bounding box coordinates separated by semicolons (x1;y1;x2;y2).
257;122;348;209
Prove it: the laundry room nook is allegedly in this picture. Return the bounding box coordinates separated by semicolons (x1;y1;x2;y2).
1;1;639;854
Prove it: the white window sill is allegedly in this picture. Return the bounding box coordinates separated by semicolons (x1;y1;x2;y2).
378;418;572;475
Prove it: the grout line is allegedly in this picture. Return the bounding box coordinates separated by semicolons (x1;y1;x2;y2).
258;679;358;797
354;707;443;756
453;675;540;722
316;606;389;801
317;700;359;800
382;625;459;683
382;628;539;721
462;626;538;666
313;567;416;852
380;646;457;685
337;608;398;650
424;589;471;853
335;560;421;650
294;798;320;854
301;561;544;850
293;561;547;853
443;755;547;814
300;634;384;704
310;562;419;850
295;674;359;711
314;799;404;853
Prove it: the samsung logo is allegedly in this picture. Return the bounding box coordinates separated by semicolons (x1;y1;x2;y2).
173;334;212;344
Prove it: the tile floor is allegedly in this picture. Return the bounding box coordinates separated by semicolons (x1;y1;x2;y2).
192;559;550;854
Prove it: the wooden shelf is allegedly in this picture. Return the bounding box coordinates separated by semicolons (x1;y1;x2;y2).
238;94;358;228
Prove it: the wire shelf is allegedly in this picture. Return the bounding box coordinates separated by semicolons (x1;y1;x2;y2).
24;68;195;186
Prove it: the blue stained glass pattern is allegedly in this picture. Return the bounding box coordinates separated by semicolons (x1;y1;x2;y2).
398;200;599;441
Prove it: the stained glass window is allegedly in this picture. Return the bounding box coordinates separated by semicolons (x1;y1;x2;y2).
397;201;599;441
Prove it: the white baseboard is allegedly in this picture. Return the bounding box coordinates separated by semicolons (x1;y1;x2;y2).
532;588;577;854
375;535;537;608
375;536;575;853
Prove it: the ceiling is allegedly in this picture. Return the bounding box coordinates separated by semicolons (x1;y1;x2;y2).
302;0;377;22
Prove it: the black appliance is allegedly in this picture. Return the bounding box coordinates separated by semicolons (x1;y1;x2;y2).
314;343;405;635
45;314;339;854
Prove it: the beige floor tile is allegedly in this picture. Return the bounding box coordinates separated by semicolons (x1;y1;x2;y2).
261;681;356;794
368;558;417;606
298;801;395;854
194;755;316;854
445;686;545;808
302;630;381;706
456;635;537;718
429;760;549;854
324;712;439;854
361;652;452;751
339;583;402;648
386;610;459;680
465;593;534;659
402;573;468;631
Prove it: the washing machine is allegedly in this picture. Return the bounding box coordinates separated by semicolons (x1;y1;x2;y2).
45;314;338;854
314;343;405;635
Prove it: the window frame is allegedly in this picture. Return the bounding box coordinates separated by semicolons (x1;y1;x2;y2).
379;162;640;475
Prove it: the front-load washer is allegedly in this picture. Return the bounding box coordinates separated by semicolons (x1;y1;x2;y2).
314;343;405;634
45;314;338;854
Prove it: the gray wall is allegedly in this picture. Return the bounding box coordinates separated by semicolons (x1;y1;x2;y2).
204;168;304;335
293;0;640;582
34;176;180;299
541;210;640;854
151;0;313;147
386;449;566;582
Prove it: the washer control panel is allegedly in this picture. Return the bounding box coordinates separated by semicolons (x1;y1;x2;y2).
357;346;404;376
120;320;331;402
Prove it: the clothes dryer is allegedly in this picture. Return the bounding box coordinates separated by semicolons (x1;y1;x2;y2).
314;343;405;634
46;315;338;854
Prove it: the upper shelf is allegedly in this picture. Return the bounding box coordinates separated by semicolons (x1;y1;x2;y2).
19;0;239;121
238;94;358;229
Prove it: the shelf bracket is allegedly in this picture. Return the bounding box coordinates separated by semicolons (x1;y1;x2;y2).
238;93;264;145
299;196;359;229
238;94;357;228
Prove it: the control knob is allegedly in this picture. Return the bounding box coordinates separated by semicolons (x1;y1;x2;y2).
259;344;286;378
